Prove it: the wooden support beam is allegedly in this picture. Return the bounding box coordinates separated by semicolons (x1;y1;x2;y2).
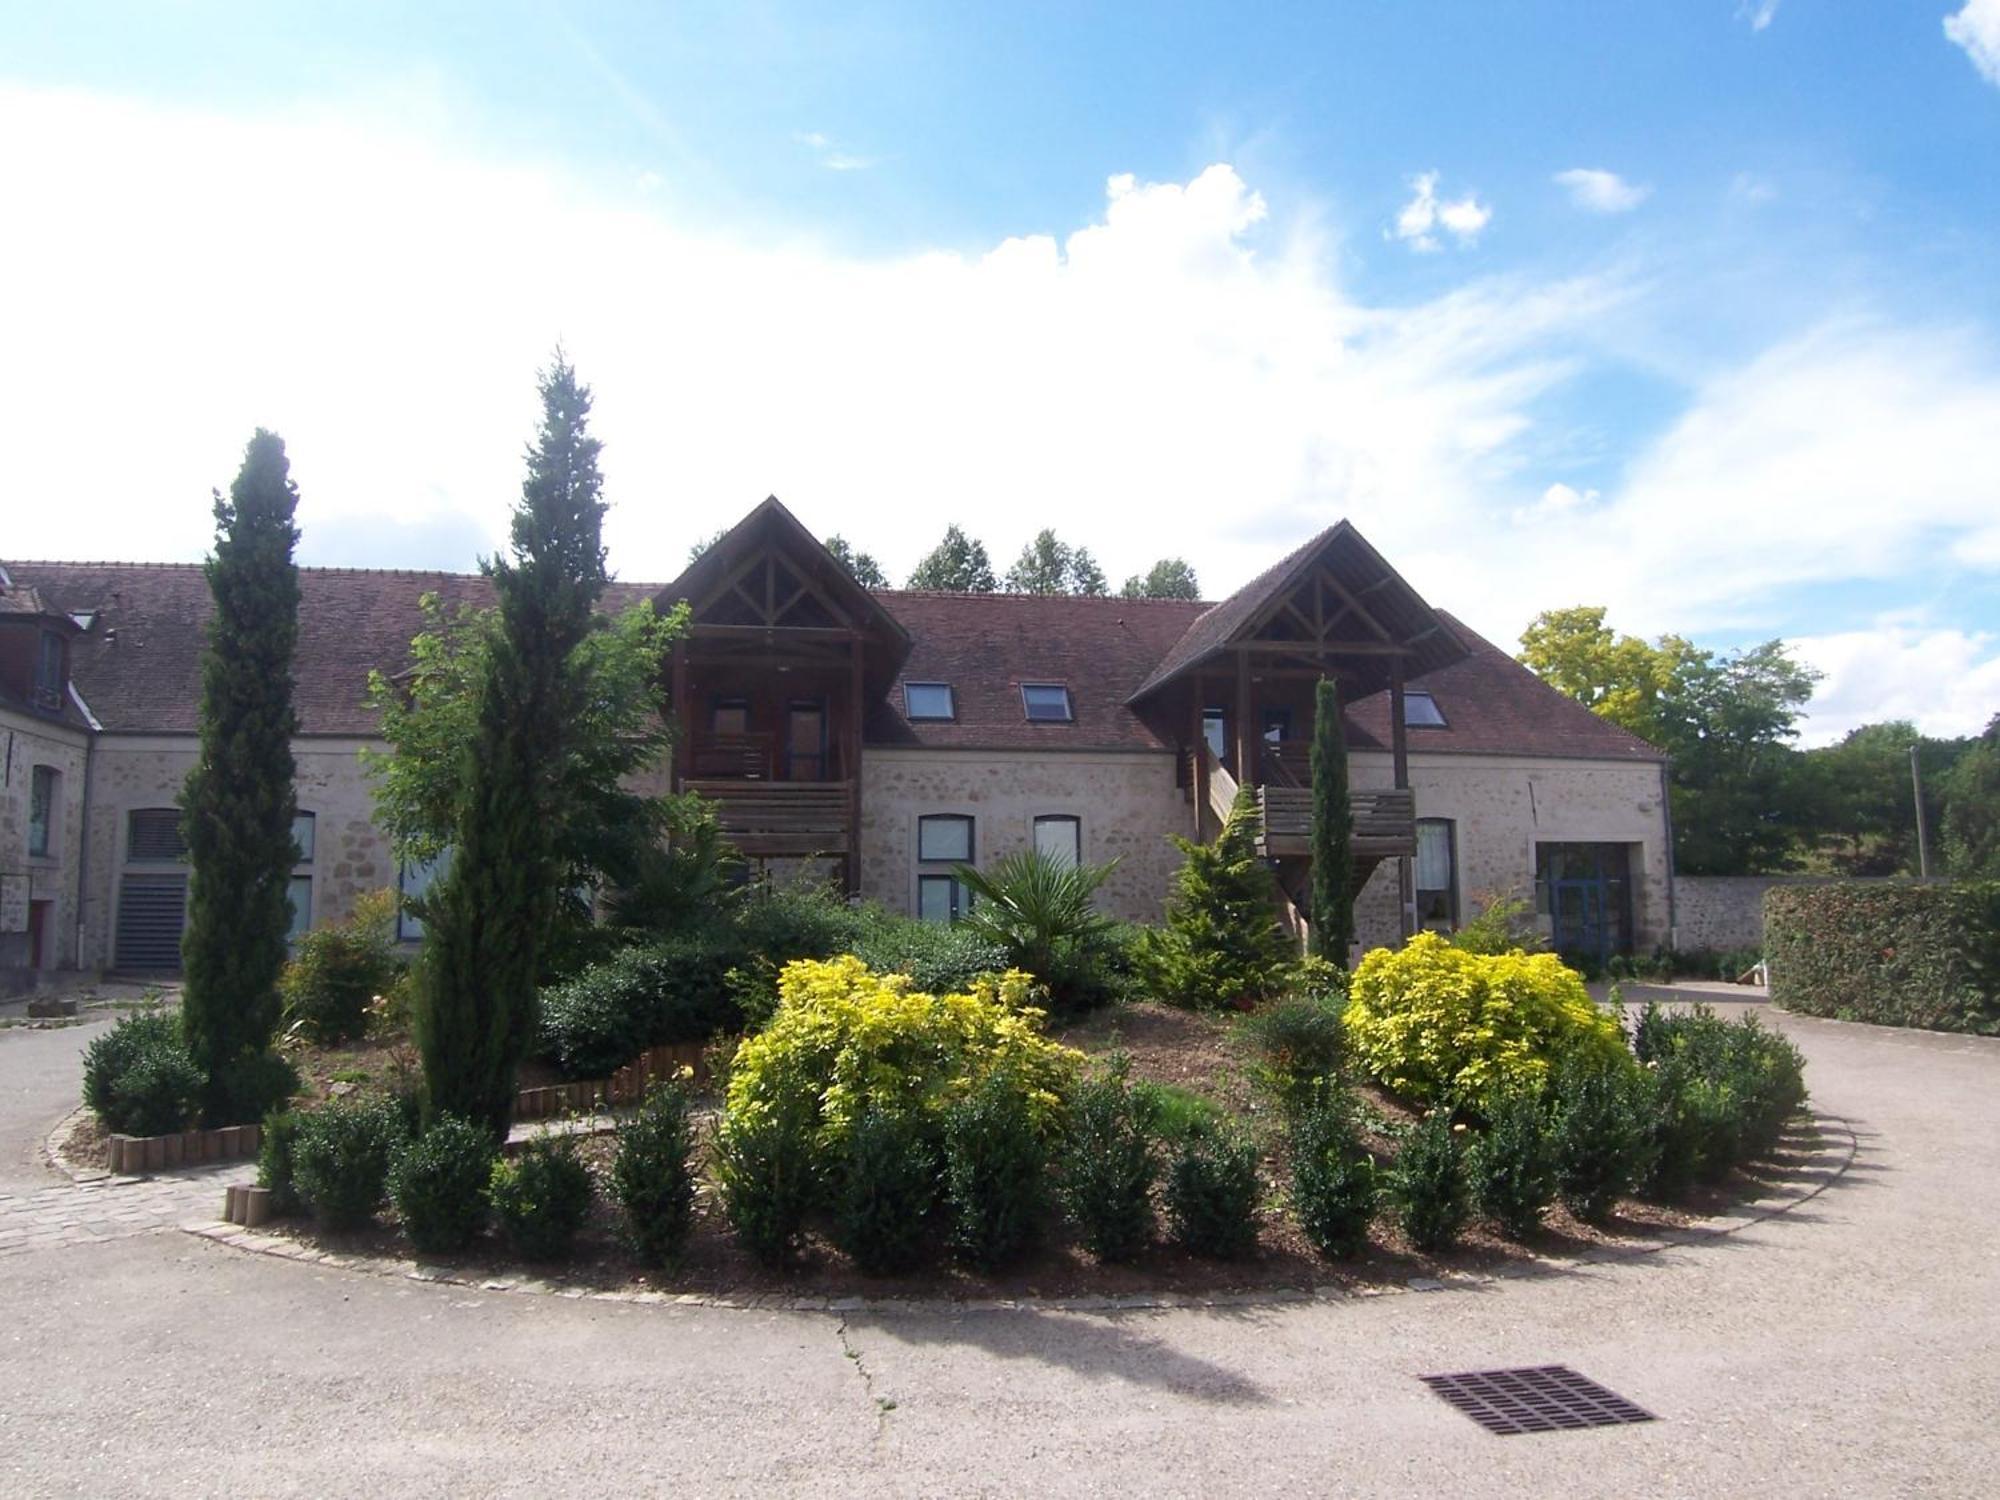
846;635;865;895
670;641;691;793
1391;654;1413;941
1234;648;1253;790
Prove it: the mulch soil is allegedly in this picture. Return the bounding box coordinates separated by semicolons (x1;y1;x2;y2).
226;998;1801;1303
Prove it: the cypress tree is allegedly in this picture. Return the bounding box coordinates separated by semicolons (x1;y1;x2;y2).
1309;676;1356;961
180;430;303;1125
414;355;608;1137
1137;785;1294;1007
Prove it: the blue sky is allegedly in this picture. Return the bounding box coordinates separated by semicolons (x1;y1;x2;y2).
3;1;1998;739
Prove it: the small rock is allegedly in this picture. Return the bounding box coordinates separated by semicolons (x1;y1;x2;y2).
328;1081;356;1098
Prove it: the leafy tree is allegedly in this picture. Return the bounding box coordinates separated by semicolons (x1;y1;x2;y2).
1308;677;1355;960
1519;607;1820;875
1797;721;1965;875
906;524;997;592
1137;785;1294;1007
179;429;304;1126
1942;714;2000;878
687;528;727;564
1003;529;1108;596
1121;558;1201;600
363;590;686;930
412;355;615;1137
824;534;888;588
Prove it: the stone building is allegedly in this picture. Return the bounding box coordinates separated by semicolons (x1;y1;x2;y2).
2;498;1670;983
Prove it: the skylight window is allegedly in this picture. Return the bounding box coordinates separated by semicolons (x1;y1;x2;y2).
904;682;955;720
1403;690;1447;728
1021;683;1073;722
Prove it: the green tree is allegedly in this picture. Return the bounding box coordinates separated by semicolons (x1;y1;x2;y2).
413;354;613;1137
1797;721;1965;875
1137;785;1294;1007
687;527;727;564
824;535;888;588
906;524;997;591
179;430;303;1125
1121;558;1201;600
1003;529;1107;596
1519;607;1821;874
1308;677;1355;960
1942;714;2000;878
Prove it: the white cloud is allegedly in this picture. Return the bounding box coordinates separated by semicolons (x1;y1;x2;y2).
1793;625;2000;744
1554;168;1650;214
796;129;876;171
1391;171;1492;252
0;85;1994;742
1738;1;1781;32
1946;0;2000;85
1729;172;1777;205
1511;482;1600;525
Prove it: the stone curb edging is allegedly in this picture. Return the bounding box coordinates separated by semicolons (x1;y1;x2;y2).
178;1114;1856;1317
107;1123;259;1176
515;1041;717;1121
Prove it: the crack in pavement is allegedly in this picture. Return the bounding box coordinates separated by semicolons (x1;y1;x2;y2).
836;1317;898;1440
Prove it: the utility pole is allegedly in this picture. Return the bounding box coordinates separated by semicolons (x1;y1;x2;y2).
1911;743;1932;879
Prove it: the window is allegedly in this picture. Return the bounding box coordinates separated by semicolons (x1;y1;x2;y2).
1202;708;1226;761
916;814;974;923
33;631;63;704
397;849;452;942
903;682;954;721
28;766;57;858
1262;707;1292;744
712;697;750;737
1403;690;1447;728
126;808;188;863
1414;818;1457;929
1033;815;1081;869
1021;683;1073;722
286;811;317;943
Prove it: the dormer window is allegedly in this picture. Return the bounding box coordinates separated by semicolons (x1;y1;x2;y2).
904;682;955;721
1021;683;1073;722
1403;690;1447;728
33;630;63;709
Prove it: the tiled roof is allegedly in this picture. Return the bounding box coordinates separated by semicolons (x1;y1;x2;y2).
1343;613;1666;762
4;561;658;735
865;592;1208;751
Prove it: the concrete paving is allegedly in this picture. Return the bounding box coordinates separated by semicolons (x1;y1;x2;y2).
0;993;1995;1496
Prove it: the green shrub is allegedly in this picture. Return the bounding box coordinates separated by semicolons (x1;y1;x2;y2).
280;888;401;1044
82;1011;200;1135
1132;1080;1223;1144
1344;932;1629;1113
1058;1066;1158;1263
1448;890;1546;955
1469;1088;1558;1239
293;1095;407;1231
830;1108;939;1275
1632;1003;1809;1194
957;849;1124;1009
1550;1058;1653;1224
609;1082;699;1268
388;1114;494;1254
1290;1101;1378;1259
849;908;1009;996
942;1068;1049;1269
537;934;742;1080
1137;785;1295;1009
1765;880;2000;1034
715;1100;817;1268
732;880;866;966
258;1109;304;1216
1390;1110;1470;1253
489;1134;594;1261
209;1049;300;1128
1239;992;1348;1119
1165;1124;1260;1259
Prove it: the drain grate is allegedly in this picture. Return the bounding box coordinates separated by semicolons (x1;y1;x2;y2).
1420;1365;1655;1436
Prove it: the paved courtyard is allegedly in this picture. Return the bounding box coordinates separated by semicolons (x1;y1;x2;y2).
1;996;1995;1497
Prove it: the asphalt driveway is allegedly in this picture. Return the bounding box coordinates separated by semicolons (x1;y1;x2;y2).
1;997;1994;1497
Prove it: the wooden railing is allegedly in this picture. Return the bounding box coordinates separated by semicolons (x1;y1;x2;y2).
686;732;777;779
1256;785;1416;859
684;778;854;856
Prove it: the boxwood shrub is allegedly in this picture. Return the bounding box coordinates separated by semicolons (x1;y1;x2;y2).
82;1011;201;1136
293;1095;407;1231
537;934;743;1079
1765;881;2000;1035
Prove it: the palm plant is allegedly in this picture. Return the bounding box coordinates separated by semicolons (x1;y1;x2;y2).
954;849;1120;1007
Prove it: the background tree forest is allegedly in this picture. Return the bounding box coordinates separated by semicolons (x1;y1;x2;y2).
1519;606;2000;879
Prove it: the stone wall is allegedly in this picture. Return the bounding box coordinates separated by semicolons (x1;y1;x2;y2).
859;748;1191;924
80;734;388;969
1;707;91;972
1671;875;1899;954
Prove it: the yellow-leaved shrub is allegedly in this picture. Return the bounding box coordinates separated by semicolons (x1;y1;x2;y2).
1343;932;1630;1110
724;956;1082;1145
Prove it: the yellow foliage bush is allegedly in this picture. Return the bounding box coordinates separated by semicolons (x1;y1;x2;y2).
1343;933;1630;1110
724;956;1082;1145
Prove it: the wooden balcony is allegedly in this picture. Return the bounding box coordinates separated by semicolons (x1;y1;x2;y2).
683;778;854;857
1256;785;1416;860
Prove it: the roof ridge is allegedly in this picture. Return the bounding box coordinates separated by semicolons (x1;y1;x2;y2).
877;588;1212;605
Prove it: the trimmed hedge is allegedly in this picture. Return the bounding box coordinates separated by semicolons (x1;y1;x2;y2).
1765;881;2000;1035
